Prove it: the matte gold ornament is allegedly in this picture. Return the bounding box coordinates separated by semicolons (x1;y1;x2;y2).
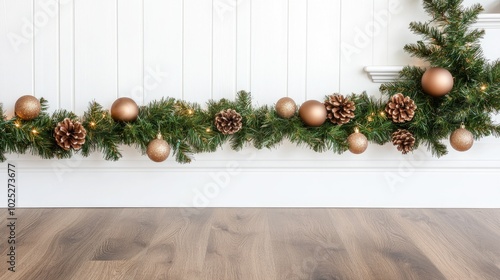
15;95;41;120
347;128;368;154
275;97;297;119
450;124;473;152
421;67;454;97
147;133;171;162
110;97;139;122
298;100;327;127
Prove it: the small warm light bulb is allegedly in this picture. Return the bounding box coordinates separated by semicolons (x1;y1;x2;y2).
371;112;375;116
367;116;374;122
379;111;386;118
187;109;194;115
480;85;487;91
14;122;21;128
90;121;96;127
32;129;38;134
206;127;211;133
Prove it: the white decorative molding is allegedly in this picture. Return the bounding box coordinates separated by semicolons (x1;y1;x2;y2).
363;66;404;83
472;13;500;29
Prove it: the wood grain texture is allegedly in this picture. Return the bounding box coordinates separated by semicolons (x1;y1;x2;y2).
1;208;500;280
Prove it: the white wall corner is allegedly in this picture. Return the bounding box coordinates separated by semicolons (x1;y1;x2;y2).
363;66;404;83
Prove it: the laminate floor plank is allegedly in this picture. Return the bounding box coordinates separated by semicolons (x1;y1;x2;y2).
202;208;276;280
1;208;499;280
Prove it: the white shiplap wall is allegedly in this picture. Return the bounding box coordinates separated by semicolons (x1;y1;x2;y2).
1;0;500;208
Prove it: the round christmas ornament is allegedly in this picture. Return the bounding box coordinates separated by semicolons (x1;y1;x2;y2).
110;97;139;122
450;124;473;152
385;93;417;123
275;97;297;119
347;128;368;154
15;95;41;120
147;133;171;162
421;67;454;97
215;109;243;135
298;100;327;127
54;118;87;151
324;94;356;125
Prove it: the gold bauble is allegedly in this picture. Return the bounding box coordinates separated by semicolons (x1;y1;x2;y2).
110;97;139;122
347;130;368;154
147;134;171;162
15;95;41;120
275;97;297;119
421;67;454;97
298;100;327;127
450;125;473;152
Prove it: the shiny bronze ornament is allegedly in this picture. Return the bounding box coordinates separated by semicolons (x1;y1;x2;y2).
421;67;454;97
450;124;473;152
298;100;327;127
275;97;297;119
110;97;139;122
347;128;368;154
147;133;171;162
15;95;41;120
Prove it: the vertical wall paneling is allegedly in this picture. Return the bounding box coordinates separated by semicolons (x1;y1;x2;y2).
34;0;59;110
74;0;117;114
251;0;288;104
236;0;251;93
183;0;213;102
287;0;307;103
212;0;237;100
59;0;75;111
339;0;374;95
143;0;183;103
306;0;340;99
0;0;33;117
387;0;425;65
117;0;144;105
372;0;389;67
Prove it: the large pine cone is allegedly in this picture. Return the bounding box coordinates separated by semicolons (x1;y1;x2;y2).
54;118;87;151
215;109;243;135
385;93;417;123
392;129;415;154
324;94;356;125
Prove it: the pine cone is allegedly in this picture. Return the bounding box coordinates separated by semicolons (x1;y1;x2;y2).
215;109;243;135
392;129;415;154
54;118;87;151
385;93;417;123
324;94;356;125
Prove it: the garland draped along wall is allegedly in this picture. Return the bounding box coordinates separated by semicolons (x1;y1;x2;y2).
2;0;500;165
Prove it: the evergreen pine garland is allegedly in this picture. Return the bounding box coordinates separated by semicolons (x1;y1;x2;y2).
1;0;499;163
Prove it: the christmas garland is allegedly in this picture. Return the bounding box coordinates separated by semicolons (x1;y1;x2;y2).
1;0;500;163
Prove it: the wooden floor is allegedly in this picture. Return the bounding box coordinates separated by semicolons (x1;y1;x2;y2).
1;208;500;280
